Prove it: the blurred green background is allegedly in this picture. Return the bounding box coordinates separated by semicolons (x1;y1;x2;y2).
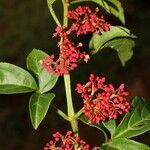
0;0;150;149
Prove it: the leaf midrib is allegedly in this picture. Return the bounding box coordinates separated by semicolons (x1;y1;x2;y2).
0;83;36;90
39;75;58;93
113;119;150;138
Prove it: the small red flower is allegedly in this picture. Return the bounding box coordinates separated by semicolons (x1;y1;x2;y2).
67;6;110;35
43;131;98;150
41;27;88;76
41;6;110;76
76;74;130;123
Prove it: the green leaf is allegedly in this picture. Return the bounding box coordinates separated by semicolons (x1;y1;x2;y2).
89;0;110;12
79;115;110;138
79;115;103;130
29;92;55;129
101;138;150;150
89;26;136;66
27;49;47;76
105;0;125;24
101;146;118;150
102;120;116;136
104;38;134;66
92;0;125;24
0;63;37;94
71;0;109;11
89;26;136;53
71;0;125;24
27;49;58;94
112;96;150;139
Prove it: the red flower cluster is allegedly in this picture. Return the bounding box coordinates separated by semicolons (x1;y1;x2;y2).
67;6;110;35
41;6;110;76
43;131;98;150
76;74;130;123
41;27;88;76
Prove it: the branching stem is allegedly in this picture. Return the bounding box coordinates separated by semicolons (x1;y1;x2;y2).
62;0;79;136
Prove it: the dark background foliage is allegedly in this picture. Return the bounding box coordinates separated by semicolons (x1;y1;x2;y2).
0;0;150;149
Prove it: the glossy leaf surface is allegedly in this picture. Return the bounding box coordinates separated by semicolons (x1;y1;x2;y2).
29;92;55;129
113;97;150;138
101;138;150;150
102;119;116;137
0;63;37;94
27;49;58;94
89;26;136;66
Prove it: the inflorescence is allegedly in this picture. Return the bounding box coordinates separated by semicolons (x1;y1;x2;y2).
76;74;130;123
43;131;98;150
41;6;110;76
67;6;110;35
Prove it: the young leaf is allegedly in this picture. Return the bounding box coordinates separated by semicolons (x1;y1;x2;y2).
101;138;150;150
112;96;150;139
71;0;125;24
89;26;136;66
29;92;55;129
102;119;116;136
27;49;58;94
0;63;37;94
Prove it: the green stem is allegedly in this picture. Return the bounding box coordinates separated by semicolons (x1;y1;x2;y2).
47;0;61;26
62;0;79;135
62;0;69;26
63;74;74;117
64;75;79;134
74;109;83;119
51;104;69;121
